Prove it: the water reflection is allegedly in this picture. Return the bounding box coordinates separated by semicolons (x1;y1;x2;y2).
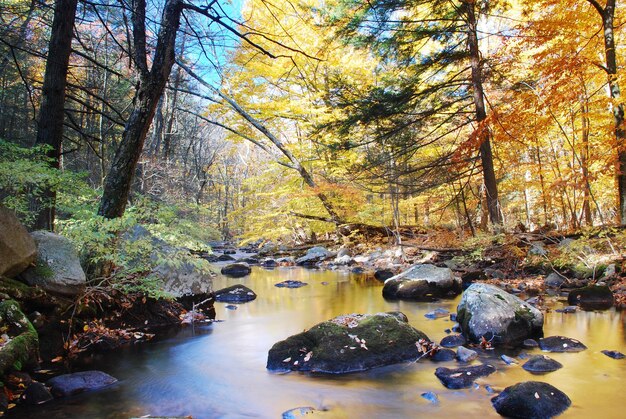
9;267;626;418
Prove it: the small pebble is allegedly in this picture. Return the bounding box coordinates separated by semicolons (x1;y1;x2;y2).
501;354;517;365
421;391;439;404
601;350;625;360
225;305;238;310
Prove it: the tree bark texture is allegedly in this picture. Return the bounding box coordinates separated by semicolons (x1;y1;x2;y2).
31;0;78;230
98;0;183;218
466;1;502;226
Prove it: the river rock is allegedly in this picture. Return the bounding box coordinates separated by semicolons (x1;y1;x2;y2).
20;231;86;296
214;285;257;303
456;283;543;346
333;255;353;266
282;406;318;418
522;355;563;373
275;280;308;288
421;392;439;404
567;285;614;310
424;308;449;320
261;258;277;267
440;334;466;348
456;346;478;362
217;254;236;262
544;273;566;288
296;247;334;266
382;264;461;301
374;269;395;282
20;382;53;405
237;257;259;265
267;312;430;373
434;364;496;389
431;348;456;362
491;381;571;419
539;336;587;353
601;350;625;359
523;339;539;348
220;263;252;278
0;300;39;376
47;371;117;397
0;206;37;278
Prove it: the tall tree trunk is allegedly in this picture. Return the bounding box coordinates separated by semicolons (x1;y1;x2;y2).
98;0;183;218
31;0;78;230
466;1;502;226
588;0;626;223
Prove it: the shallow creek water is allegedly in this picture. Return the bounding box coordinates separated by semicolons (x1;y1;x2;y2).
11;266;626;418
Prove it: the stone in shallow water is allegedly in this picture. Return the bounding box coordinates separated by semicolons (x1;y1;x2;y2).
434;364;496;389
456;346;478;363
20;382;52;405
267;312;430;374
439;334;466;348
421;391;439;404
214;285;257;303
382;264;461;301
282;406;317;418
501;354;517;365
220;262;252;278
491;381;571;419
522;355;563;373
275;280;308;288
425;308;450;319
523;339;539;348
431;348;456;362
601;350;625;360
567;285;614;310
47;371;117;397
539;336;587;353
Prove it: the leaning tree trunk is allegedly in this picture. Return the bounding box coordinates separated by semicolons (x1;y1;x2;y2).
466;1;502;227
98;0;183;218
31;0;78;230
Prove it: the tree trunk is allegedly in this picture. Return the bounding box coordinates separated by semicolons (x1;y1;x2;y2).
588;0;626;223
466;1;502;226
98;0;183;219
31;0;78;230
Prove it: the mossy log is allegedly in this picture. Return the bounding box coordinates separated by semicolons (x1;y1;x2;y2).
0;299;39;375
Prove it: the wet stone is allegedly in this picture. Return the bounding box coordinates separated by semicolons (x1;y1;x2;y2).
555;306;578;313
456;346;478;363
439;334;466;348
214;285;257;303
431;348;456;362
47;371;117;398
20;382;53;405
434;364;496;389
523;339;539;349
522;355;563;373
500;354;517;365
421;392;439;404
539;336;587;353
275;280;308;289
425;308;450;319
601;350;625;360
567;285;614;310
491;381;571;419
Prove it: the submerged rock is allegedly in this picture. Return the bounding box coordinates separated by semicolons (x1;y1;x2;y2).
275;280;308;288
539;336;587;353
267;312;430;374
491;381;571;419
522;355;563;373
382;264;461;301
456;283;543;346
434;364;496;389
421;392;439;404
20;382;53;405
47;371;117;397
425;308;450;319
601;350;625;360
567;285;614;310
220;263;252;278
214;285;257;303
282;406;318;418
523;339;539;348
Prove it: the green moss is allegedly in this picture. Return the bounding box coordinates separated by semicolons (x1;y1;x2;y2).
495;294;506;301
0;300;39;376
32;260;54;279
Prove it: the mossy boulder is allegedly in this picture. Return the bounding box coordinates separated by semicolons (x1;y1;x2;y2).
382;264;461;301
457;283;543;346
0;300;39;376
567;285;614;310
266;312;430;374
0;206;37;278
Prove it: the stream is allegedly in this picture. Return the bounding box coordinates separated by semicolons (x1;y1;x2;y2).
10;265;626;418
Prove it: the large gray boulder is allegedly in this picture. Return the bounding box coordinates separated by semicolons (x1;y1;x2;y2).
0;206;36;277
382;264;461;301
457;283;543;346
21;231;86;296
124;226;213;297
267;312;430;374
